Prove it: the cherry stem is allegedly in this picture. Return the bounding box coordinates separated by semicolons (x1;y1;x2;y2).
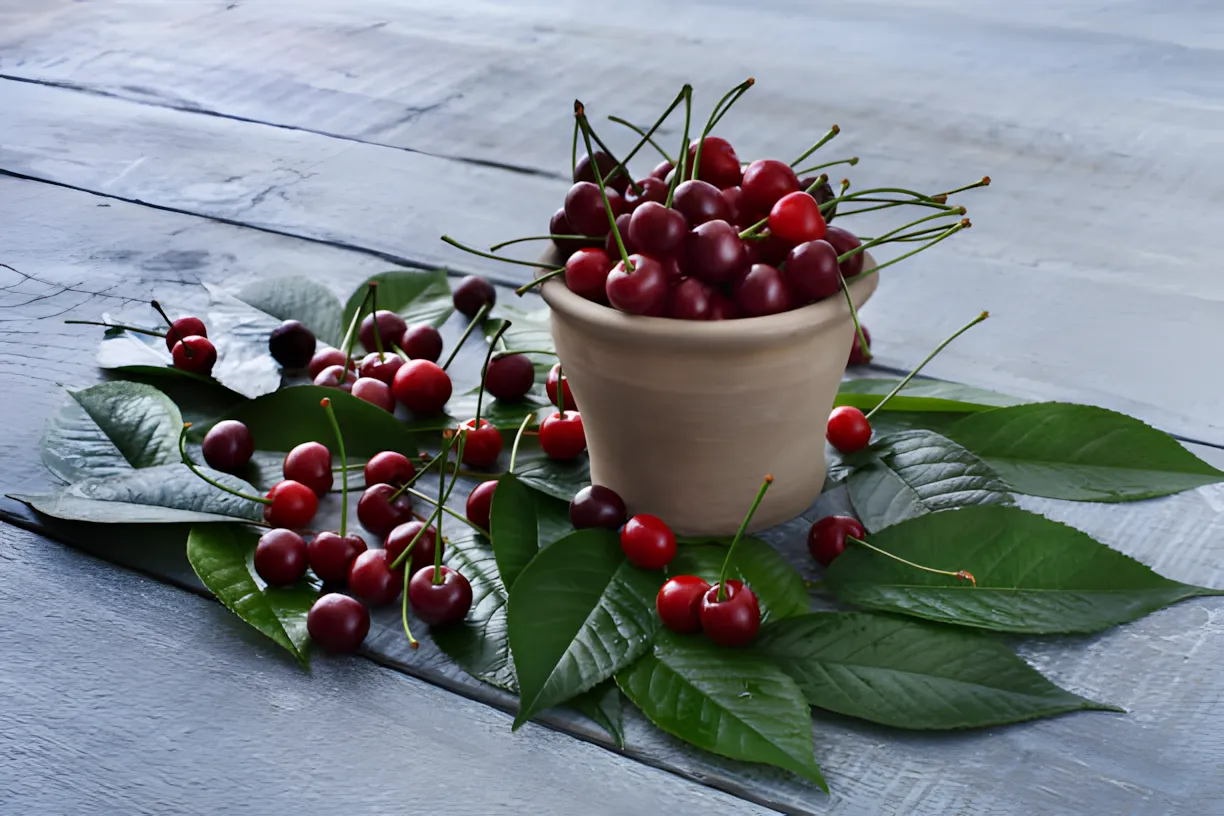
149;300;177;331
515;268;566;296
793;156;858;176
858;224;956;244
177;424;270;505
705;77;755;134
476;321;511;425
319;398;349;536
605;85;690;187
864;311;989;420
388;448;444;502
508;413;533;474
846;220;970;282
441;303;492;371
839;275;871;365
837;208;966;265
489;234;600;252
576;105;632;270
847;536;977;587
339;285;375;371
391;342;411;362
63;320;167;338
406;487;489;537
607;116;675;163
790;124;840;169
585;126;642;195
440;235;564;273
402;566;419;649
571;117;579;179
389;433;460;573
664;86;693;208
826;186;943;204
934;176;991;198
735;174;825;240
498;348;557;357
693;77;754;180
715;475;774;601
369;282;386;361
835;199;957;217
435;433;467;585
838;178;851;196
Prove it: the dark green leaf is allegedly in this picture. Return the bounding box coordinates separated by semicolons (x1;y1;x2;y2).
943;402;1224;501
825;505;1224;633
342;269;454;332
432;529;516;691
535;491;575;548
570;680;625;749
483;303;555;379
844;430;1013;532
490;472;538;590
201;283;286;399
237;276;346;348
508;529;663;727
835;378;1025;413
667;538;808;622
756;613;1119;730
617;629;825;790
186;523;318;665
512;440;591;503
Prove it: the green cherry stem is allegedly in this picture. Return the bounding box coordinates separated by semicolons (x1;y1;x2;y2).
857;223;957;244
508;413;533;474
389;433;459;572
577;109;640;194
605;84;690;186
847;536;977;586
607;116;675;163
488;234;601;252
789;124;840;169
177;424;270;505
440;236;564;273
693;77;754;180
476;321;512;425
515;268;566;296
576;104;632;270
388;449;445;502
792;156;859;176
406;487;488;536
847;219;971;282
715;475;773;601
705;76;755;133
864;311;989;420
150;300;197;358
340;284;376;371
441;303;492;371
836;208;966;266
934;176;991;198
433;432;467;585
319;397;349;536
839;276;871;365
402;565;419;648
571;117;580;179
391;342;411;362
834;199;957;218
664;86;693;208
63;320;166;338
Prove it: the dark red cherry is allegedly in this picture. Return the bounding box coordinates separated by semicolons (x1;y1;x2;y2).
356;483;414;537
624;177;669;211
409;566;473;626
574;151;629;194
800;177;838;222
201;420;254;473
672;180;731;227
364;451;415;488
254;529;309;586
358;310;407;354
569;485;627;530
741;159;800;215
172;336;217;375
453;275;497;319
459;418;503;468
682;220;748;285
348;549;403;607
604;213;636;259
565;247;614;303
351;377;395;412
620;514;676;570
827;406;872;453
545;363;577;412
650;160;674;180
824;225;864;278
358;351;404;384
699;580;760;647
307;593;370;653
484;354;535;402
400;325;443;362
848;325;873;366
756;232;794;266
783;240;841;303
538;411;585;460
313;364;356;391
665;277;714;320
385;520;441;576
721;186;745;226
656;575;712;634
466;479;498;531
308;531;368;584
263;479;319;529
283;441;332;496
565;182;623;237
687;137;742;190
628;202;687;258
606;254;669;316
550;208;592;255
308;347;354;379
769;191;827;244
268;320;316;369
808;516;866;566
708;292;743;321
392;360;453;415
164;316;207;351
735;263;794;317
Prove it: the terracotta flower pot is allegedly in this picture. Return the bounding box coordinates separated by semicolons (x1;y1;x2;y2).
540;252;879;537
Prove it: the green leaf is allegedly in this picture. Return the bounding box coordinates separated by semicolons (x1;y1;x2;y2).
201;283;286;399
943;402;1224;502
667;538;808;622
617;629;825;790
342;269;454;331
825;505;1224;633
489;472;538;590
401;386;552;434
237;275;346;348
570;680;625;749
187;523;318;665
835;378;1025;413
11;464;265;524
844;430;1014;532
756;613;1120;730
96;329;221;387
483;303;555;378
508;529;663;727
432;529;516;691
512;441;591;503
535;491;575;549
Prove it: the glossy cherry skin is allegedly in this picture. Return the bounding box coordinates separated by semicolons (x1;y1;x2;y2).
565;247;614;303
827;405;872;453
268;320;316;369
466;480;498;531
264;480;319;529
741;159;800;215
808;516;866;566
385;520;441;576
606;254;669;316
172;336;217;375
359;310;407;354
392;360;453;415
164;316;208;351
620;514;677;569
358;351;404;384
628;202;687;258
721;186;745;226
650;160;674;180
254;529;309;586
409;566;473;626
604;213;637;259
550;208;592;255
682;220;748;285
848;325;873;366
700;581;760;647
569;484;627;530
348;549;403;607
201;420;254;473
769;191;827;244
308;347;355;379
688;137;742;190
756;232;794;266
800;177;838;222
565;181;623;237
351;377;395;412
783;240;841;303
399;325;444;362
574;151;630;194
672;180;731;227
656;575;712;634
308;531;368;584
356;483;414;537
708;292;743;321
539;411;586;460
307;593;370;653
313;364;356;392
824;225;864;278
364;451;415;488
459;418;503;468
283;441;332;496
735;264;794;317
623;177;669;210
665;277;714;320
485;354;535;402
453;275;497;319
545;364;577;412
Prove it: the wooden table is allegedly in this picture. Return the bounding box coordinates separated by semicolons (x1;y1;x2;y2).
3;2;1224;813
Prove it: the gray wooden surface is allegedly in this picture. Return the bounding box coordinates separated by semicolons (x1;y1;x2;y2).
3;1;1224;813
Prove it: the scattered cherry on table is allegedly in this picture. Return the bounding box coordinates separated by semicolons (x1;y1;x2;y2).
385;520;442;576
466;480;498;531
699;579;761;647
620;514;677;569
254;529;309;586
268;320;316;369
283;441;333;496
307;593;370;653
538;411;586;460
408;566;473;626
172;336;217;376
392;360;453;415
347;549;403;606
459;418;503;468
364;451;415;487
808;516;866;566
570;485;627;530
826;405;872;453
263;480;319;529
308;531;368;584
400;325;444;362
201;419;254;473
453;275;497;319
356;483;414;537
656;575;712;634
484;354;535;402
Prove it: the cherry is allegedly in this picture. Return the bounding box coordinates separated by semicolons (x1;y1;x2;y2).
385;520;442;576
392;360;453;415
565;181;623;237
672;180;731;227
665;277;714;320
682;220;748;285
538;411;585;460
268;320;316;369
650;160;674;180
769;191;827;244
808;516;866;566
848;325;873;366
656;575;712;634
699;580;760;647
308;531;368;584
604;213;636;258
358;351;404;384
735;263;794;317
358;310;407;354
459;418;503;468
740;237;762;267
565;247;613;303
453;275;497;319
574;151;629;194
164;316;208;351
172;336;217;375
620;514;676;570
466;480;498;531
347;549;403;606
351;377;395;412
708;292;743;320
283;441;333;496
827;405;872;453
408;566;473;626
741;159;800;215
545;363;576;412
364;451;415;487
606;254;669;315
721;186;745;226
356;483;414;537
201;419;254;473
623;177;669;210
307;593;370;653
484;354;535;402
756;232;794;266
688;136;742;190
264;480;319;529
308;347;355;379
824;225;864;278
800;177;838;222
783;240;841;303
254;529;309;586
550;208;592;255
569;485;627;530
400;325;444;362
313;364;356;391
628;202;687;259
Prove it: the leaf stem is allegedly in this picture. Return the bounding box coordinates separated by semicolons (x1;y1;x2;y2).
319;398;349;536
576;104;632;270
441;303;491;371
508;413;533;474
177;424;269;505
440;235;565;272
847;536;977;586
864;311;989;420
789;124;840;169
607;116;674;163
715;475;773;601
63;320;167;338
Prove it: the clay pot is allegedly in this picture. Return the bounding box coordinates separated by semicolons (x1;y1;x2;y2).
540;252;878;536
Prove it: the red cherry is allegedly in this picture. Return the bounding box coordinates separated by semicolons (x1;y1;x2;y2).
565;247;614;303
682;220;748;285
735;263;794;317
604;213;637;259
672;180;731;227
769;191;827;244
574;151;630;194
783;240;841;303
254;529;309;586
606;254;668;315
459;418;503;468
721;186;745;226
623;177;669;211
172;336;217;375
628;202;687;258
545;364;577;412
385;520;442;576
358;310;407;354
453;275;497;319
708;292;743;321
699;580;760;647
466;480;498;531
650;160;674;180
656;575;712;634
313;364;356;392
620;514;676;570
308;347;355;379
392;360;453;415
688;137;742;190
283;441;332;496
308;531;368;584
364;451;415;488
665;277;714;320
848;325;873;366
269;320;316;369
408;566;473;626
264;480;319;529
164;316;207;351
827;405;872;453
351;377;395;412
399;325;444;362
565;181;623;237
808;516;866;566
550;208;593;255
484;354;535;402
756;232;794;266
824;225;865;278
201;420;254;473
348;549;403;607
307;593;370;653
356;483;414;537
569;485;627;530
358;351;404;384
741;159;800;215
538;411;586;460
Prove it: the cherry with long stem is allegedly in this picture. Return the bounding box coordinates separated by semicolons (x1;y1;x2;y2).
319;397;350;536
441;303;492;371
388;433;461;573
431;424;469;585
606;116;674;163
691;77;753;181
576;109;640;194
738;173;828;239
575;103;632;270
789;124;840;169
847;535;976;586
151;300;197;358
864;311;989;420
603;85;691;187
475;321;512;427
177;424;271;507
663;87;693;208
715;475;774;601
571;117;579;179
63;319;166;338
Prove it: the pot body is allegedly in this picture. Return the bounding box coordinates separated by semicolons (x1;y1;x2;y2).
541;255;877;536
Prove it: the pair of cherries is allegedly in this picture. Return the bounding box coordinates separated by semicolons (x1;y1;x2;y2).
162;310;218;376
